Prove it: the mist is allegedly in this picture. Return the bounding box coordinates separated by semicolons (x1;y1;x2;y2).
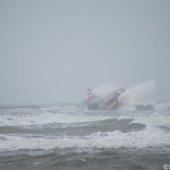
0;0;170;104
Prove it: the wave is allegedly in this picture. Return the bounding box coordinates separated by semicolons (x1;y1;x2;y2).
0;126;169;153
0;111;113;127
0;102;170;128
131;112;170;128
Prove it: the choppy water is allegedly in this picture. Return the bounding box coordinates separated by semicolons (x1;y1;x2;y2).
0;102;170;170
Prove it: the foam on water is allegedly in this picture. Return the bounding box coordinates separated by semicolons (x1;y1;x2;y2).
0;126;169;152
0;102;169;130
117;102;170;128
130;112;170;127
0;112;113;127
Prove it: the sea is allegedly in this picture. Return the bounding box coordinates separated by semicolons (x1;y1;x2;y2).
0;102;170;170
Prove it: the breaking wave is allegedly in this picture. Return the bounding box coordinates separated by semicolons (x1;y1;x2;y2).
0;126;170;153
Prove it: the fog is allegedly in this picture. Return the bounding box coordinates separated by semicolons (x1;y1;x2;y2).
0;0;170;104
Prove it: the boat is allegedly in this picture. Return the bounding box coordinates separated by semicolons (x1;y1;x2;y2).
84;87;125;110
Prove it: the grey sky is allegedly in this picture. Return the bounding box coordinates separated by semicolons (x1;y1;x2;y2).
0;0;170;104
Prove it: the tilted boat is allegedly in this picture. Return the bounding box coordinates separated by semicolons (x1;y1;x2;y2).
84;87;125;110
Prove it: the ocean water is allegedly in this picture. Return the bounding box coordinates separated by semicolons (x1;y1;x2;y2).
0;102;170;170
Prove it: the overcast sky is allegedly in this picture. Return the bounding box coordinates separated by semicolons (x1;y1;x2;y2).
0;0;170;104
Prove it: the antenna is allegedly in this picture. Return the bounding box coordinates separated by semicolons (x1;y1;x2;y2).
87;86;93;96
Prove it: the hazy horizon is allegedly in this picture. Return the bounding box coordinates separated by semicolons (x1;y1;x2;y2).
0;0;170;104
